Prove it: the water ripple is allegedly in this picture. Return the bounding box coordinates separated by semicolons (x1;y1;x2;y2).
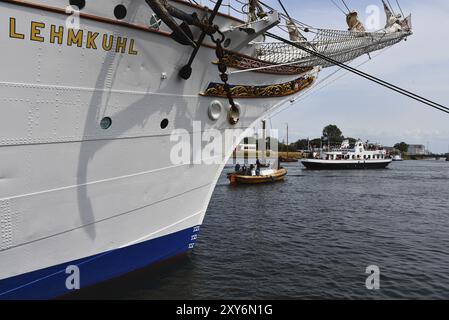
74;161;449;299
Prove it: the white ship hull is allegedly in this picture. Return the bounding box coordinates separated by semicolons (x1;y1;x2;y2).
0;0;316;298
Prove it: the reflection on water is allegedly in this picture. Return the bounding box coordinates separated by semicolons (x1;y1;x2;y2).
73;161;449;299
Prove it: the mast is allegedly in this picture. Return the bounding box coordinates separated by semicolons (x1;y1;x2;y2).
286;123;289;159
261;120;267;165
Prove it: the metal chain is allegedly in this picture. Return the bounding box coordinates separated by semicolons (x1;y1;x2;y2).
210;30;240;125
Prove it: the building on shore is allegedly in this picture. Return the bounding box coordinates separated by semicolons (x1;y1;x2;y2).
407;144;429;156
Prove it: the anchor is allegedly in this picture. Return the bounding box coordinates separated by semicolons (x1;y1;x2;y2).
145;0;197;47
179;0;223;80
145;0;219;49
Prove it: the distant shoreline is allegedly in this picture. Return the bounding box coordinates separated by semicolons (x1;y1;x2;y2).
233;152;448;161
234;151;303;160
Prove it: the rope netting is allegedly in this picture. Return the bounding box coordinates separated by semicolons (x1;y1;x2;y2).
256;28;411;68
183;0;412;69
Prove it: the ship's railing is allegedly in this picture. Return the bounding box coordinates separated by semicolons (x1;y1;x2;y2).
185;0;248;21
184;0;304;27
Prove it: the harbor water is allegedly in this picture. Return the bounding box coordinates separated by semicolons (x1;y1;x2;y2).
74;160;449;299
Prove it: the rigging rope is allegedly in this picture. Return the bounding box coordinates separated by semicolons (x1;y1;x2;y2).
396;0;405;18
341;0;351;13
385;0;396;15
266;32;449;115
276;0;293;21
330;0;347;15
266;50;386;120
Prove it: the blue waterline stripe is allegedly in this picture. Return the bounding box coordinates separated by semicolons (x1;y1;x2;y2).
0;226;200;300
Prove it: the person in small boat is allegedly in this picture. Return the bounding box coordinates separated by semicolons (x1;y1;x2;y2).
249;164;255;176
235;163;241;173
256;158;261;170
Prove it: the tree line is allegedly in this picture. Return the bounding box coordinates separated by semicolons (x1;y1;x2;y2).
276;124;409;154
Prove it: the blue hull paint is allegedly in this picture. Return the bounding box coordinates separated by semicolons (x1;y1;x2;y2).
0;226;200;300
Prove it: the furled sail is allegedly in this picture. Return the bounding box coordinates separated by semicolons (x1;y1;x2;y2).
346;11;365;32
382;0;406;32
383;0;400;28
286;20;306;43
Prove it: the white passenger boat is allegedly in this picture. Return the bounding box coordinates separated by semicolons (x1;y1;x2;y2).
302;140;392;170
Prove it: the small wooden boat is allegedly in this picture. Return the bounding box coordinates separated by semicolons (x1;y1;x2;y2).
228;168;287;185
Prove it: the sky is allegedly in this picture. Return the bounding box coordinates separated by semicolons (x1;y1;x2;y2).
261;0;449;153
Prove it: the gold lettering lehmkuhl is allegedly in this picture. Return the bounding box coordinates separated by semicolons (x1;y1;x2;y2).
9;17;139;55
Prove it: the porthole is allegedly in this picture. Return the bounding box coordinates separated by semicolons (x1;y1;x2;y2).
160;118;169;129
114;5;127;20
69;0;85;10
100;117;112;130
149;14;162;30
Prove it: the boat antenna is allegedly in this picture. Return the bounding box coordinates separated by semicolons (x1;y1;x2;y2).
265;32;449;116
330;0;347;15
